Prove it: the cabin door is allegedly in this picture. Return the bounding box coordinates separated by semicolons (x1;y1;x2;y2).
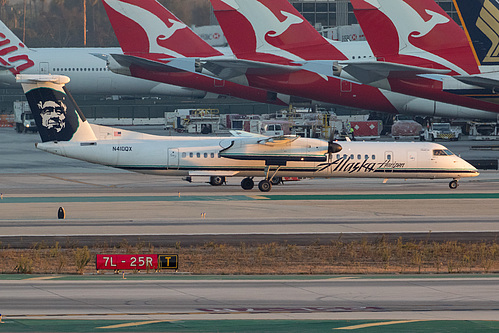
167;148;179;169
39;62;49;74
407;151;417;169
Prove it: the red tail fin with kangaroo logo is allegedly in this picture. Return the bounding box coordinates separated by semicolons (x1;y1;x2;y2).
210;0;347;62
102;0;222;58
351;0;480;75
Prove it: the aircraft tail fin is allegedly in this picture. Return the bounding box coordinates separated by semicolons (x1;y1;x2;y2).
16;75;97;143
351;0;480;74
454;0;499;66
210;0;347;61
102;0;222;58
0;20;35;75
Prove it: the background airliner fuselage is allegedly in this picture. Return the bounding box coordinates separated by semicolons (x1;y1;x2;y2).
0;47;206;97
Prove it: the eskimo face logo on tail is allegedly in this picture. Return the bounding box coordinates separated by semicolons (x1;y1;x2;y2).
37;100;67;133
27;88;80;142
476;0;499;63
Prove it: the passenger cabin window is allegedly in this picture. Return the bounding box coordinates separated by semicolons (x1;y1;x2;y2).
386;154;391;160
182;152;186;158
211;153;215;158
372;155;376;160
189;152;193;158
204;153;208;158
196;153;201;158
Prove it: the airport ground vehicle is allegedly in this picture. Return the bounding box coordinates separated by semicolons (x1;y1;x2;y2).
13;101;37;133
421;123;461;141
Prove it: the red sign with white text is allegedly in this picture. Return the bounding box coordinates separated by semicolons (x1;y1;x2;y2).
96;254;178;270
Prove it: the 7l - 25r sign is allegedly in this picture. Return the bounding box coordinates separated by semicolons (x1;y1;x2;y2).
96;254;178;270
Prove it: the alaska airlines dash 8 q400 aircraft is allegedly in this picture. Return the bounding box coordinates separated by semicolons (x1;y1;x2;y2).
101;0;498;119
18;74;478;191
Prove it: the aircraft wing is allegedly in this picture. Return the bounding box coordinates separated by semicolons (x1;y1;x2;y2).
336;61;451;84
201;58;302;80
454;74;499;90
220;136;329;163
109;54;196;73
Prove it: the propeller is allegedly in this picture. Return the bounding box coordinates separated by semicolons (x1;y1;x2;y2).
327;132;342;161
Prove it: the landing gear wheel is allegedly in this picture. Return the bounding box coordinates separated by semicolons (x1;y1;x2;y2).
258;179;272;192
210;176;225;186
449;180;458;189
270;177;282;185
241;177;254;190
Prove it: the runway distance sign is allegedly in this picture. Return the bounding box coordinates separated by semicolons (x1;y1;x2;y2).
96;254;178;270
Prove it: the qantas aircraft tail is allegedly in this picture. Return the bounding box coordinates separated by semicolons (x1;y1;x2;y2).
101;0;222;58
351;0;480;75
454;0;499;66
210;0;347;61
0;20;35;75
16;75;97;143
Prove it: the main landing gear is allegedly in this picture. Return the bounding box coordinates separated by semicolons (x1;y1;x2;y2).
240;167;283;192
257;165;283;192
449;179;459;189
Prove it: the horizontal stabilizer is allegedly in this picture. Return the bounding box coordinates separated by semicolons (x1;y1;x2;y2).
338;61;451;84
202;58;302;80
110;54;196;73
455;74;499;90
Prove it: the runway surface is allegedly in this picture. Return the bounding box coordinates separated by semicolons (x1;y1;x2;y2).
1;275;499;321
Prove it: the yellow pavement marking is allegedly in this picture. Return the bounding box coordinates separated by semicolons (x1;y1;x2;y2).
23;276;61;281
334;320;426;330
98;320;176;329
247;195;270;200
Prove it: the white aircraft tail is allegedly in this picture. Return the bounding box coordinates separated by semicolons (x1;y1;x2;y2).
16;75;97;143
0;20;35;74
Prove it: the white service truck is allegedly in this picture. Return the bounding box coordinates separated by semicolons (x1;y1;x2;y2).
14;101;37;133
421;122;461;141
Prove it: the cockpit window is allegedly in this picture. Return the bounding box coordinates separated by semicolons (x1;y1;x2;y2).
444;149;454;156
433;149;455;156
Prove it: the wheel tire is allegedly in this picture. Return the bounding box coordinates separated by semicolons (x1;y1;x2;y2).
258;179;272;192
449;180;458;189
241;178;254;190
210;176;225;186
270;177;282;185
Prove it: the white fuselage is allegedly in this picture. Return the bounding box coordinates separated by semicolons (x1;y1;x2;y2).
0;48;206;97
35;125;478;181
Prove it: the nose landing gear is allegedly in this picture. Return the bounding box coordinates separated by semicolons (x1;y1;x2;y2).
449;179;459;189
